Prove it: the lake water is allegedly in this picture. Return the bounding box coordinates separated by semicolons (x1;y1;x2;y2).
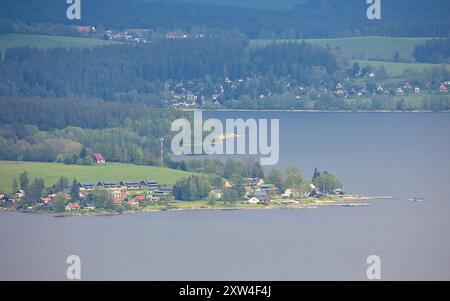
1;112;449;280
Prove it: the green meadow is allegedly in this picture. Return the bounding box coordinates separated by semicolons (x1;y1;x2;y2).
251;36;448;82
0;33;120;57
0;161;192;193
354;59;450;78
251;36;431;61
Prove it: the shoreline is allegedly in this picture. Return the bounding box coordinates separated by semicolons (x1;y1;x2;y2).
181;108;450;113
2;195;394;217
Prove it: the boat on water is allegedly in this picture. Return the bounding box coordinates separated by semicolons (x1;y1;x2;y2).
408;197;425;202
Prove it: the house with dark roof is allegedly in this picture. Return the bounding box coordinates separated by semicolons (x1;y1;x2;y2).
251;191;270;205
36;197;53;207
154;186;172;196
332;188;345;196
309;189;324;198
1;196;13;206
259;184;277;194
140;180;159;189
78;182;95;191
97;181;118;189
120;180;141;190
92;153;106;164
81;199;96;210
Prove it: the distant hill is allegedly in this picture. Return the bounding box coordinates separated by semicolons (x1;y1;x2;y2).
144;0;300;9
0;0;449;38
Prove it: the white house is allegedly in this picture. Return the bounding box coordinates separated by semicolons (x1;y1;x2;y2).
223;181;233;188
247;197;260;204
15;190;25;199
282;188;302;198
210;189;223;199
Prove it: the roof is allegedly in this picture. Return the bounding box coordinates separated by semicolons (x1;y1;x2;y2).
141;180;158;185
77;26;95;32
79;182;95;187
98;181;118;186
253;191;268;200
66;202;80;209
259;184;272;188
159;186;173;190
121;180;140;185
93;153;105;161
134;196;146;201
254;191;267;196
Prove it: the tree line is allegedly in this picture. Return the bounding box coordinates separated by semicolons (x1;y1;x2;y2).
0;97;188;165
0;38;338;100
171;159;344;202
413;39;450;64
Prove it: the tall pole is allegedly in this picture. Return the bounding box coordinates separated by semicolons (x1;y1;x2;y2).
160;137;164;167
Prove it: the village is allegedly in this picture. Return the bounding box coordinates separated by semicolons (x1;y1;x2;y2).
163;76;450;109
75;25;204;44
71;25;450;110
0;154;358;215
0;176;351;214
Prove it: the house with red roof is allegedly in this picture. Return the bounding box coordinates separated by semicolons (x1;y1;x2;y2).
76;26;96;33
65;202;80;211
126;199;140;207
92;153;106;164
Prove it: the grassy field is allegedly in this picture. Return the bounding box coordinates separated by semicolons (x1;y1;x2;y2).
251;36;449;81
251;36;431;61
0;161;192;193
354;59;450;78
0;33;120;56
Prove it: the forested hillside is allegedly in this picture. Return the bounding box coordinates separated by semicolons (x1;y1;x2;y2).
0;0;449;38
0;38;338;100
0;97;187;164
